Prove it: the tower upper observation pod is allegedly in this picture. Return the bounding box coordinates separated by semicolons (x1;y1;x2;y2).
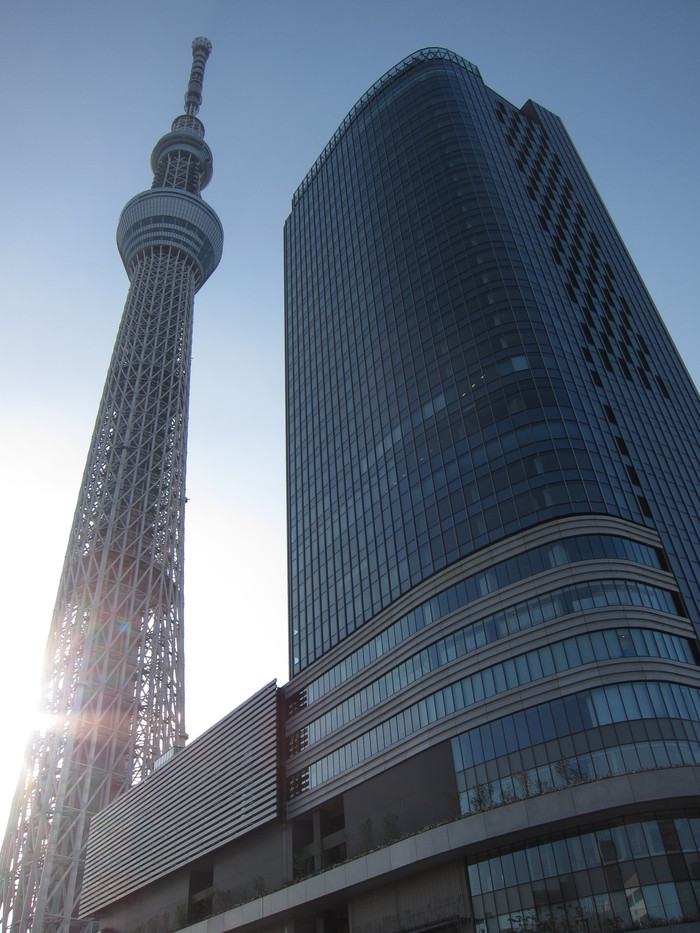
0;38;223;933
117;36;223;288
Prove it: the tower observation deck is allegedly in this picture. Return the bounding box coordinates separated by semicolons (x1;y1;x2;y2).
0;38;222;933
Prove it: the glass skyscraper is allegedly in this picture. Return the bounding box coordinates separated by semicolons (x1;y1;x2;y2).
285;48;700;672
83;48;700;933
282;48;700;930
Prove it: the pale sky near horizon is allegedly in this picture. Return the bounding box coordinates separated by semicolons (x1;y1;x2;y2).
0;0;698;831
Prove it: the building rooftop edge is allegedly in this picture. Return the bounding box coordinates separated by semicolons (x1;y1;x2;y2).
291;47;480;208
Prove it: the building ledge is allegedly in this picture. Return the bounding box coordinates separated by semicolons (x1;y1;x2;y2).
176;767;700;933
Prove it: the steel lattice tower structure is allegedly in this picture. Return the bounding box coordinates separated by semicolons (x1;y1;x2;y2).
0;38;222;933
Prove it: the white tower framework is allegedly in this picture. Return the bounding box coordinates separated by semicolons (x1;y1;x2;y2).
0;38;222;933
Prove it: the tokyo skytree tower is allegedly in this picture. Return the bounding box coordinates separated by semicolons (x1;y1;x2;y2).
0;38;222;933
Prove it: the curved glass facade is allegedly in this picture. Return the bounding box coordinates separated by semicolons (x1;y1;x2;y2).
468;811;700;931
285;515;697;802
288;667;700;799
452;681;700;815
286;531;667;711
285;51;700;674
290;626;694;753
282;47;700;932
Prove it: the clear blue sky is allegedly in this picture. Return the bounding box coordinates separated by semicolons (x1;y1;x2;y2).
0;0;698;826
